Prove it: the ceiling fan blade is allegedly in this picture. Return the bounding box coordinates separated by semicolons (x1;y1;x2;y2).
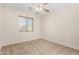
37;12;39;14
28;7;33;10
43;3;48;5
43;8;50;12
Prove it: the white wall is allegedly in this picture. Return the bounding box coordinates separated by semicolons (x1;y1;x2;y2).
0;4;3;48
1;4;42;46
43;4;79;50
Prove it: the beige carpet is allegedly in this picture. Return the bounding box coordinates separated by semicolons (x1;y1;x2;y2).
1;39;79;55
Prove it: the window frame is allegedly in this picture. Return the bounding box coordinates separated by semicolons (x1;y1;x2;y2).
18;15;34;32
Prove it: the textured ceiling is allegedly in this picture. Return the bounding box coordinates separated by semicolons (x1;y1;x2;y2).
2;3;68;16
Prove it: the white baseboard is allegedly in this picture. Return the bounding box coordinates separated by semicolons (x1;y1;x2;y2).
1;37;43;47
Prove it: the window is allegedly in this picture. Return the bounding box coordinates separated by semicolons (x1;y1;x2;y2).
18;15;33;32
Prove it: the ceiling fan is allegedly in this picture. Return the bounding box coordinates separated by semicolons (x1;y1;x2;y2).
28;3;50;14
